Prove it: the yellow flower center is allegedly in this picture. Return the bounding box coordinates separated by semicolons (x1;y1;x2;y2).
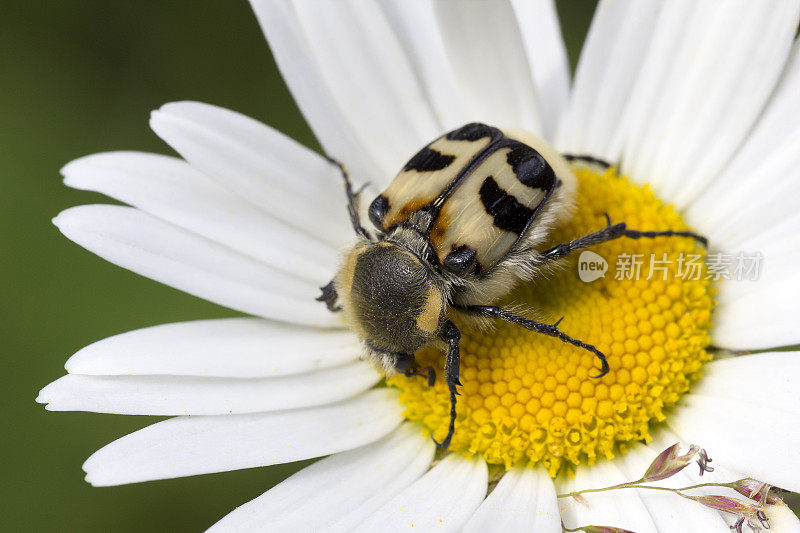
388;165;714;477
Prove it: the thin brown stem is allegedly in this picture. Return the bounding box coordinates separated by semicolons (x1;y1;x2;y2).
557;480;731;499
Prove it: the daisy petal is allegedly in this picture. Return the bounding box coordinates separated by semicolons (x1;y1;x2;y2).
510;0;569;141
712;278;800;350
355;454;488;532
250;0;377;184
82;388;403;486
667;390;800;492
64;318;357;378
250;0;436;183
559;461;657;532
687;41;800;249
376;0;466;131
37;361;379;415
54;205;336;326
687;352;800;413
555;0;661;160
208;424;434;532
433;0;543;135
289;0;439;178
622;0;800;207
463;466;560;533
63;151;336;282
149;101;354;248
615;444;730;532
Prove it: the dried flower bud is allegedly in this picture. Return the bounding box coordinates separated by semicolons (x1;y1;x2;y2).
731;478;782;505
687;494;761;515
580;527;636;533
642;442;700;482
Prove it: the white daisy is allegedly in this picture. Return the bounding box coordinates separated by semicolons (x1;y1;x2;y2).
37;0;800;531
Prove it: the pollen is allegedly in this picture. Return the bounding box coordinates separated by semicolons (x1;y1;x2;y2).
387;166;714;477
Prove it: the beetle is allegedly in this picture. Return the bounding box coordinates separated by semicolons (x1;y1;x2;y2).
317;123;706;449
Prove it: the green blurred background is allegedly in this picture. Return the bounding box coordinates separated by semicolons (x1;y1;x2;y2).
1;1;597;530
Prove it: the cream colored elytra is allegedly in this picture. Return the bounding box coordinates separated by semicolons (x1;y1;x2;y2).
329;123;577;373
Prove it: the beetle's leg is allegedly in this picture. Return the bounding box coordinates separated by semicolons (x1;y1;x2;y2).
325;156;373;241
562;154;612;169
540;215;707;264
454;305;610;378
393;352;436;386
404;365;437;387
433;320;461;450
315;279;341;312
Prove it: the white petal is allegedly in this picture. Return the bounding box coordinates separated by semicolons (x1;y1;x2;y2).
355;454;488;532
687;40;800;250
250;0;437;183
83;388;402;486
510;0;569;141
381;0;568;139
615;443;730;532
63;151;337;282
37;362;379;415
558;461;657;532
290;0;439;178
253;0;377;184
621;0;800;208
64;318;357;378
433;0;543;135
149;101;354;248
667;388;800;492
688;352;800;413
463;466;560;533
376;0;467;131
209;424;434;532
555;0;662;160
54;205;337;326
712;277;800;350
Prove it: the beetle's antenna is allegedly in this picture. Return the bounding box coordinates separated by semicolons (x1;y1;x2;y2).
325;155;371;240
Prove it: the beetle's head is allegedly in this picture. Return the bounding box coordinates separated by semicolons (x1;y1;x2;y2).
336;241;446;357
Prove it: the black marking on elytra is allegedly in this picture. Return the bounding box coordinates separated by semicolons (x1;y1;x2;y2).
443;245;478;276
479;176;535;235
506;142;556;190
425;125;506;221
368;195;389;230
445;122;501;142
562;153;612;169
403;147;455;172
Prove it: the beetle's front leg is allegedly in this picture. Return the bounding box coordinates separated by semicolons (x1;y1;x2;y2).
315;279;341;312
393;352;436;387
433;320;461;450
